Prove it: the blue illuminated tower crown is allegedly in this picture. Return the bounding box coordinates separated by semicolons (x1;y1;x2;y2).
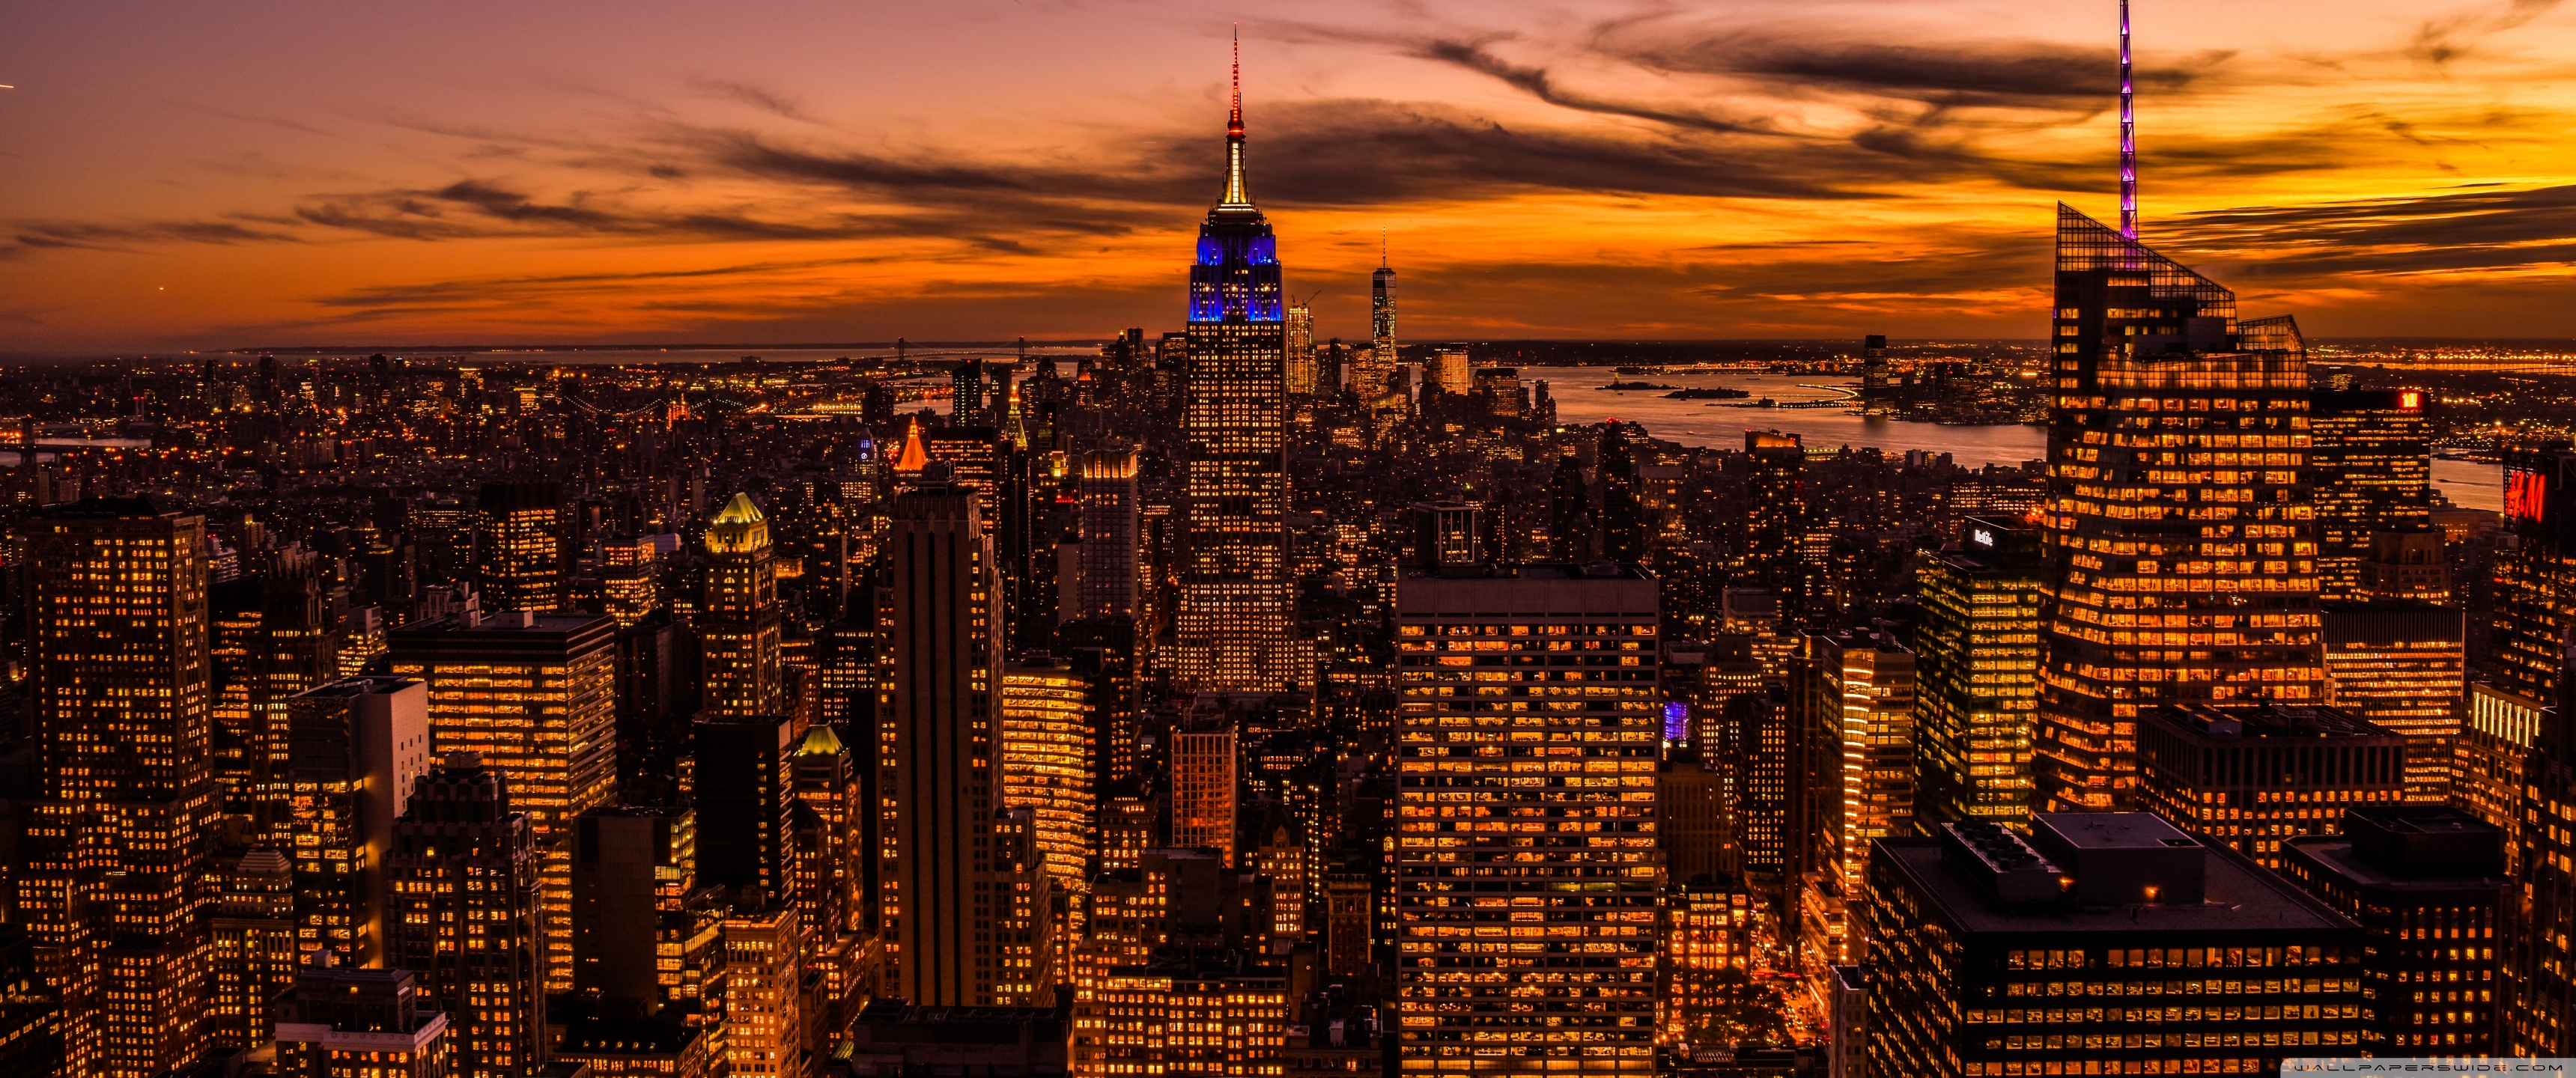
1187;34;1282;324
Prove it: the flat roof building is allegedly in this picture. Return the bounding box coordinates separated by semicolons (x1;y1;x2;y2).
1866;812;2367;1077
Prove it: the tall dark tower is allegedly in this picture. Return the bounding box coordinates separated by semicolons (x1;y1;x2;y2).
1176;36;1298;692
1367;237;1398;409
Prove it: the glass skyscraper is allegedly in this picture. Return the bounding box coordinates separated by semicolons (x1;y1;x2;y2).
2037;205;2324;811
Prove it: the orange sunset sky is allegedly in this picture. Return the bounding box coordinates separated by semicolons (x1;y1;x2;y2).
1;0;2572;351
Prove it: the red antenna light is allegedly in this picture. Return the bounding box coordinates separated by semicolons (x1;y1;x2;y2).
1228;27;1244;141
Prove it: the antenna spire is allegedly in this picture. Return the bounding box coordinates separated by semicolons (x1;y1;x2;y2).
1220;27;1252;206
2119;0;2137;239
1380;229;1388;268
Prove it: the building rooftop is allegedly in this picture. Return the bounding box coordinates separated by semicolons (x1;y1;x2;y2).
2143;701;2393;741
1874;828;2355;937
291;676;422;699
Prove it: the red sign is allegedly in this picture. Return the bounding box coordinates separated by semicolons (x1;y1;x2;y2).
2509;468;2549;523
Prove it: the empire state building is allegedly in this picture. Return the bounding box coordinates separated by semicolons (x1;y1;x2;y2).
1175;41;1299;692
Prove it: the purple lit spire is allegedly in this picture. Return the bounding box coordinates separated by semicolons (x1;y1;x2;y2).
2119;0;2137;239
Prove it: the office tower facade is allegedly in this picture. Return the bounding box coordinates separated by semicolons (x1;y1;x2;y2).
1285;301;1317;396
1427;347;1470;397
1656;753;1729;883
2491;445;2576;712
255;545;346;839
2361;527;2453;603
1061;617;1143;788
721;901;805;1078
1001;660;1096;889
2456;688;2542;866
1075;448;1140;620
692;716;794;894
476;481;565;613
1716;686;1792;889
1790;630;1915;979
1740;431;1803;617
271;966;452;1078
208;849;298;1053
1394;564;1661;1074
386;610;619;993
2135;703;2406;869
20;499;215;1077
700;493;784;719
2281;806;2506;1056
1069;951;1289;1077
877;469;1050;1005
1171;713;1240;860
1175;57;1297;694
1913;520;2046;826
598;537;660;628
1656;877;1759;1050
790;723;865;1019
570;805;693;1010
2508;660;2576;1054
953;358;985;421
1869;814;2367;1077
283;677;433;966
2039;206;2324;811
386;755;542;1078
2309;389;2432;603
2321;604;2466;803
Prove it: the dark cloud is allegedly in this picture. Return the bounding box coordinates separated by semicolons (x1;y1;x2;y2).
689;78;821;124
1615;34;2230;112
1;218;300;259
2161;183;2576;278
1409;37;1778;135
2408;0;2563;67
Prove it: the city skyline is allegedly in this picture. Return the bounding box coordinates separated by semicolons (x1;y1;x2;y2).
4;1;2575;352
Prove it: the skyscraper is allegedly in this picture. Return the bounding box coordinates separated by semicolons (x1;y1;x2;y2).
1368;244;1398;410
1913;520;2045;826
2321;604;2467;803
700;493;784;719
598;536;660;628
282;677;432;966
1000;659;1096;889
1075;448;1140;621
953;357;986;421
877;466;1052;1005
2309;389;2433;603
2280;806;2506;1056
386;754;542;1078
208;850;298;1053
569;804;693;1011
692;716;795;894
386;610;619;993
1740;430;1803;620
476;481;565;613
1285;301;1317;396
1170;713;1239;863
20;498;215;1077
2038;206;2324;811
1175;45;1298;693
1394;563;1660;1074
1790;630;1915;982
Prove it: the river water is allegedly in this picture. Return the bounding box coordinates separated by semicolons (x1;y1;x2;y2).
1537;369;2502;513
